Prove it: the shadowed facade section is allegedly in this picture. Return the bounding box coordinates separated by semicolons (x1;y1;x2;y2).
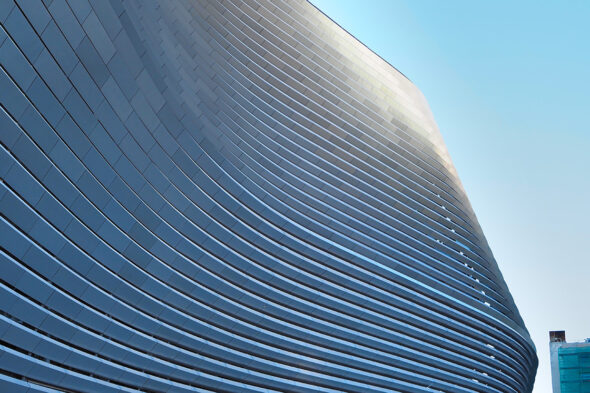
0;0;537;392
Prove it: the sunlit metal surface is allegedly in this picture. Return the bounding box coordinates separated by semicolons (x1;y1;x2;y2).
0;0;537;391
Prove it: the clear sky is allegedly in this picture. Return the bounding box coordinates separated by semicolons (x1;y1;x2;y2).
310;1;590;391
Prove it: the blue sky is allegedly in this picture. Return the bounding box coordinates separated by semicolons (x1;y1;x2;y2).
310;1;590;391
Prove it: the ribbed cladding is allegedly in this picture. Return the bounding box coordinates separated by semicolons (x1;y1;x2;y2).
0;0;536;393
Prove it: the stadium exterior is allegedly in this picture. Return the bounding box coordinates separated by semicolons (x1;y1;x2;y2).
0;0;537;392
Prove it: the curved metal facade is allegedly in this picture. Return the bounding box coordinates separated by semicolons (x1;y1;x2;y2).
0;0;537;392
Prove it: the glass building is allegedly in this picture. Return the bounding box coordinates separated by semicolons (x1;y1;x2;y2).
0;0;537;392
550;331;590;392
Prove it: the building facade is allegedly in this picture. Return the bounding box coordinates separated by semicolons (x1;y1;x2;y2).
550;331;590;392
0;0;537;392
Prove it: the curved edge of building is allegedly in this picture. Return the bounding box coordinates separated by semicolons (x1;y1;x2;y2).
0;0;537;392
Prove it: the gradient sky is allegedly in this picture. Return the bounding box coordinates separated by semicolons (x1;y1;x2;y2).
310;1;590;392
